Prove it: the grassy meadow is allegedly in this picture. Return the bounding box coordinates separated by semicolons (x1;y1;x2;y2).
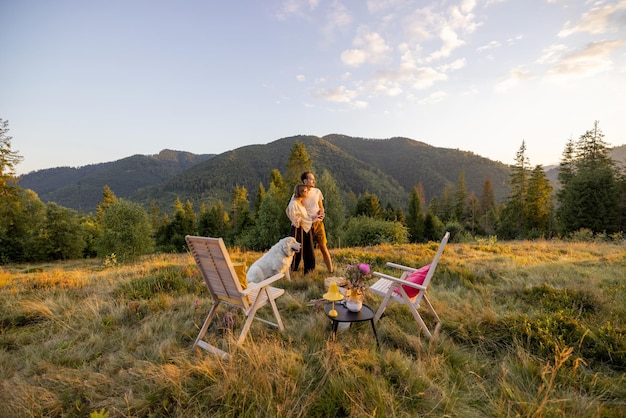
1;238;625;417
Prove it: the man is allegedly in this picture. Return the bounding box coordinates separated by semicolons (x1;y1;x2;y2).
298;171;334;273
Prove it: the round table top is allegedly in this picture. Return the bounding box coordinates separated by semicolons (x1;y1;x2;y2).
324;301;374;323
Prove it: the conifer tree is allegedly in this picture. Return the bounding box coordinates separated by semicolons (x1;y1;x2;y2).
525;165;554;236
406;186;425;242
31;203;86;260
269;168;289;208
557;121;619;234
198;201;230;238
96;186;118;221
454;171;468;223
499;140;530;238
478;177;497;235
230;185;252;240
253;182;266;218
285;141;313;192
0;119;22;195
438;184;455;222
246;182;288;250
354;192;383;219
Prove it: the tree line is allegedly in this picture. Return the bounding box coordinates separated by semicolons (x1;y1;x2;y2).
1;119;624;264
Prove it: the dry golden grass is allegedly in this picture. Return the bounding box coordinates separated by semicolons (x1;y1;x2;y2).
0;239;625;417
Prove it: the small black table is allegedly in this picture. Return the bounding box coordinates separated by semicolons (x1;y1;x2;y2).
324;302;379;346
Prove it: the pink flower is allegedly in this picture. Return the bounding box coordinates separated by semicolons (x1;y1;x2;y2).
358;264;370;275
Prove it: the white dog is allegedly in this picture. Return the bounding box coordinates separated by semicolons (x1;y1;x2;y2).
246;237;301;283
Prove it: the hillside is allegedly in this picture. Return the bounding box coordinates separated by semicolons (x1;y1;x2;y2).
19;150;213;212
131;135;512;211
19;135;512;213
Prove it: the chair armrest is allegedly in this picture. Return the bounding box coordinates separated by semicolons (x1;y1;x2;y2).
385;262;417;274
244;272;285;293
372;272;427;291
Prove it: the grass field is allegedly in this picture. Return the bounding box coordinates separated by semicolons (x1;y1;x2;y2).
1;238;625;417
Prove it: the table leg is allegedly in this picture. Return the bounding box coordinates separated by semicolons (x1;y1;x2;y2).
370;319;379;347
331;320;339;341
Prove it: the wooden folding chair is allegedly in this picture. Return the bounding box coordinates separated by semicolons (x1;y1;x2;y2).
369;232;450;339
186;235;285;359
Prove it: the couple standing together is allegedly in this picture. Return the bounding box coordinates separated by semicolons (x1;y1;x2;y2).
285;172;334;275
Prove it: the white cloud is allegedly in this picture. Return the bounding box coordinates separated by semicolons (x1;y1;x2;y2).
410;67;448;89
428;25;466;61
419;90;447;104
495;66;533;92
315;85;359;103
558;1;626;37
340;27;392;67
402;8;438;44
341;49;368;66
450;0;479;33
296;74;306;82
507;35;523;45
275;0;320;20
373;81;404;96
321;1;352;38
438;57;466;71
537;44;569;65
545;39;626;79
477;40;501;52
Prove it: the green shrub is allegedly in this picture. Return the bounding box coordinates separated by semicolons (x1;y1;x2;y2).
340;216;408;247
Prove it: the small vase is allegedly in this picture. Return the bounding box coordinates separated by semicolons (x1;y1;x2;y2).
345;290;363;312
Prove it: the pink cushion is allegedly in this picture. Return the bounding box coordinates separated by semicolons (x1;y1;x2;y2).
394;264;430;298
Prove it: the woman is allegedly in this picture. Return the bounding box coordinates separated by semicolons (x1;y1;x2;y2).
286;183;317;274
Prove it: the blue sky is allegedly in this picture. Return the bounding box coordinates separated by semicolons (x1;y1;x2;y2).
2;0;625;175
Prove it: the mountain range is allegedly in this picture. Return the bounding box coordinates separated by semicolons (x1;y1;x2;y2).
17;135;626;215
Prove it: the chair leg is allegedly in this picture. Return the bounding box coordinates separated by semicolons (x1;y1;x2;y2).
421;295;441;337
195;301;220;347
237;290;266;346
374;288;394;323
267;290;285;331
407;302;432;339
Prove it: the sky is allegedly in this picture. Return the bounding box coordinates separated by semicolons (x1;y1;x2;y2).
2;0;625;175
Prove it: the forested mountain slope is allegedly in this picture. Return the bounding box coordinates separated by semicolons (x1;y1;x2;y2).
131;135;512;211
20;135;513;213
19;150;213;212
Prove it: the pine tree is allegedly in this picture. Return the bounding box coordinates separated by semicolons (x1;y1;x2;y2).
96;186;118;221
246;182;288;250
499;140;530;238
0;119;23;195
198;201;230;238
253;182;266;218
354;192;383;219
285;141;313;192
525;165;554;236
557;121;620;234
454;171;468;223
230;185;252;240
406;186;425;242
478;177;497;235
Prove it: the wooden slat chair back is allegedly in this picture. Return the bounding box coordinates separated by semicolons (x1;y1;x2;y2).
186;235;285;359
369;232;450;339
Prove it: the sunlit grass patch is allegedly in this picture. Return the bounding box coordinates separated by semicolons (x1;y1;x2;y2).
1;240;625;416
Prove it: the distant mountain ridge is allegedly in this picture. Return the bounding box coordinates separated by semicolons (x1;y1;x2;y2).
128;135;513;213
19;149;214;212
18;136;514;213
21;136;623;214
